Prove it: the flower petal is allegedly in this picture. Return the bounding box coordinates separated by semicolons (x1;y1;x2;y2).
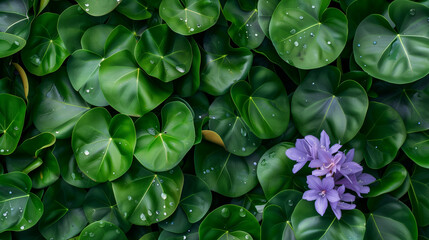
320;130;330;149
292;162;307;174
308;159;324;168
326;189;340;203
303;190;319;201
322;177;335;190
312;169;329;177
340;162;363;175
331;205;342;219
359;173;376;185
315;197;328;216
329;143;342;154
307;175;322;190
286;148;306;161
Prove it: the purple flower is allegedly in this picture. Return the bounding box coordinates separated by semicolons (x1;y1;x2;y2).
285;135;319;173
330;185;356;219
303;176;340;216
337;171;376;197
310;150;344;177
337;149;363;178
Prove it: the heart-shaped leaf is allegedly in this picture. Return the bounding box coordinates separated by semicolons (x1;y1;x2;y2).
209;94;261;156
0;172;44;232
76;0;122;16
402;131;429;168
270;0;348;69
134;101;195;172
99;50;173;116
33;68;90;139
409;166;429;227
291;66;368;144
366;162;407;197
135;24;193;82
112;163;184;225
0;93;26;155
194;141;263;198
159;0;220;35
79;221;127;240
353;1;429;83
72;107;136;182
231;66;290;139
292;200;366;240
199;204;260;240
21;13;69;76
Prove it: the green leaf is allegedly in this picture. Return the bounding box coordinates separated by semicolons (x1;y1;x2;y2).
21;13;69;76
33;68;90;139
365;195;418;240
159;0;220;35
257;0;279;37
0;33;26;58
79;221;127;240
134;101;195;172
199;204;260;240
158;222;199;240
99;50;172;116
112;163;184;226
292;200;366;240
353;1;429;83
223;0;264;49
366;162;407;197
0;172;44;232
135;24;193;82
38;180;87;240
179;174;212;223
270;0;348;69
116;0;152;20
0;93;26;155
174;38;201;98
409;166;429;227
231;66;290;139
359;102;406;169
291;66;368;144
83;182;131;231
402;131;429;168
76;0;122;16
72;108;136;182
209;94;261;156
194;141;263;198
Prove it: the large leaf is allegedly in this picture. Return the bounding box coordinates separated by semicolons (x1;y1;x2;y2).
72;108;136;182
366;162;407;197
0;172;44;233
135;24;193;82
134;101;195;172
353;1;429;83
292;200;366;240
231;66;290;139
99;50;173;116
270;0;348;69
199;204;261;240
76;0;122;16
409;166;429;227
402;131;429;168
291;66;368;144
79;221;127;240
112;163;184;226
365;195;418;240
38;180;88;240
0;94;26;155
159;0;220;35
21;13;69;76
209;94;261;156
33;68;90;139
359;102;406;169
194;141;263;198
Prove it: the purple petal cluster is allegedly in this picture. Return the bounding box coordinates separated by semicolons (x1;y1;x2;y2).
286;130;375;219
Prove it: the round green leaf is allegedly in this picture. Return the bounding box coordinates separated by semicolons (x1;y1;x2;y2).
292;200;366;240
38;180;87;240
194;141;263;198
33;68;90;139
72;107;136;182
365;195;418;240
0;33;26;58
57;5;106;53
402;131;429;168
366;162;407;197
0;93;26;155
223;0;264;49
76;0;122;16
270;0;348;69
179;174;212;223
0;172;44;232
112;163;184;226
291;66;368;144
199;204;260;240
79;221;127;240
21;13;69;76
134;101;195;172
209;94;261;156
159;0;220;35
354;1;429;83
257;0;279;37
360;102;406;169
135;24;193;82
83;182;131;231
99;50;173;116
409;166;429;227
231;66;290;139
116;0;152;20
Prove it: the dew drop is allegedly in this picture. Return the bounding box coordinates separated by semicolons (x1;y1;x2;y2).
161;192;167;200
140;213;146;221
294;41;299;47
150;60;154;64
9;191;12;194
89;232;94;237
327;41;331;45
221;207;230;218
85;3;89;6
197;24;201;28
169;202;174;206
288;199;294;206
190;28;194;32
20;226;25;230
373;41;377;45
303;44;307;49
239;208;246;217
418;121;421;125
272;113;275;117
189;209;193;213
128;196;132;201
175;65;185;73
409;9;416;16
311;5;315;8
254;33;258;37
147;210;153;216
245;235;250;239
30;55;41;67
183;236;187;240
357;43;361;47
241;147;246;152
310;32;315;37
147;128;156;135
325;59;329;62
14;126;18;131
13;41;20;46
253;162;257;166
415;147;418;150
290;29;296;34
86;8;89;11
84;150;90;156
299;16;304;20
375;146;378;149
